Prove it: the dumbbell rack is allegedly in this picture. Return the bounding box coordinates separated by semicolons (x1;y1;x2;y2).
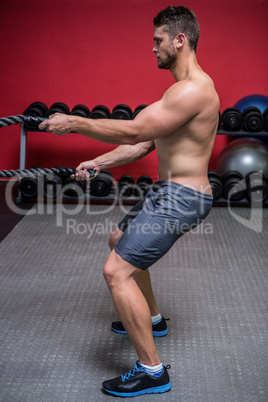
17;124;268;206
217;129;268;136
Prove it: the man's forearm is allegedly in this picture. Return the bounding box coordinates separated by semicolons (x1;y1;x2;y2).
70;115;139;145
93;142;155;170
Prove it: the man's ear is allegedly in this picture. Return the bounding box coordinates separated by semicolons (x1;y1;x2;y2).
174;33;185;49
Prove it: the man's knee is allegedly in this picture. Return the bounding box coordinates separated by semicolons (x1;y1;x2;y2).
103;250;121;288
103;250;136;289
108;227;123;250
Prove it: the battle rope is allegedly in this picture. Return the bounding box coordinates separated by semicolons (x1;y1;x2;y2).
0;117;95;179
0;167;95;179
0;115;47;130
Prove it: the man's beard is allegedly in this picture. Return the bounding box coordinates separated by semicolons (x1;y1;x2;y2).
157;52;177;70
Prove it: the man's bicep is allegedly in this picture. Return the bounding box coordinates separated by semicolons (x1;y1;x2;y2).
133;92;198;141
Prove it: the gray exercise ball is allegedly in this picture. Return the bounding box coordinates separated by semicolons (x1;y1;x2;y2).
216;137;268;178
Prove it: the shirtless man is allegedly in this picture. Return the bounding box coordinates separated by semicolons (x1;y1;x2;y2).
39;5;219;397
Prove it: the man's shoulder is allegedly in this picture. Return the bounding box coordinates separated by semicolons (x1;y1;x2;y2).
161;72;219;117
163;81;197;105
163;78;209;107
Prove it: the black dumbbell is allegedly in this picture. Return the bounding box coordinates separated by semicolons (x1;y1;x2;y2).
222;171;245;201
90;170;113;197
44;174;63;198
246;171;268;203
118;175;135;197
111;104;132;120
242;107;264;132
62;177;85;198
136;175;153;197
90;105;110;119
23;102;48;117
221;108;242;131
132;105;148;119
46;102;70;117
208;171;223;200
19;177;38;199
23;102;49;130
263;108;268;131
71;104;90;118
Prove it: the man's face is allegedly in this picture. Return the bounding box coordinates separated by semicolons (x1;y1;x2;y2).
152;26;177;70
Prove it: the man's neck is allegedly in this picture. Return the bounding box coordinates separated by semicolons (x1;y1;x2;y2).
170;51;199;82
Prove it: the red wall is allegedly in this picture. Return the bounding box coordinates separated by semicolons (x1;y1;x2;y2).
0;0;267;181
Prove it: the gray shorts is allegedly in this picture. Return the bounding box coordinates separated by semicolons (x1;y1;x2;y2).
114;181;213;270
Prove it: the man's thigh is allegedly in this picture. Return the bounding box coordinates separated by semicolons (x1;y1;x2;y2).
114;209;176;271
113;182;213;270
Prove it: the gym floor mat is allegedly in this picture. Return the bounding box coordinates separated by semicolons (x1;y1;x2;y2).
0;204;267;401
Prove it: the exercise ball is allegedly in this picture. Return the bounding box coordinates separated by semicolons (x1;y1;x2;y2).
234;94;268;114
216;138;268;178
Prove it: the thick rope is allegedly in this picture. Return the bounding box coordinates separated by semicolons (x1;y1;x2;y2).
0;115;47;129
0;167;95;178
0;115;26;128
0;117;95;178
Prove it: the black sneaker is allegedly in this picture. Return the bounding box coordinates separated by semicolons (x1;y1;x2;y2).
102;361;171;397
111;317;169;337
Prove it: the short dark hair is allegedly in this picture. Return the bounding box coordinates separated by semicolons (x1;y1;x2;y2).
153;6;200;52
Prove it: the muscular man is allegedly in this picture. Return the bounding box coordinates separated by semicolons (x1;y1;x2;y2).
40;5;219;397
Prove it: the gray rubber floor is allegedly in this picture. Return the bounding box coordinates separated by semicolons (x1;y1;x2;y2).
0;203;267;401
